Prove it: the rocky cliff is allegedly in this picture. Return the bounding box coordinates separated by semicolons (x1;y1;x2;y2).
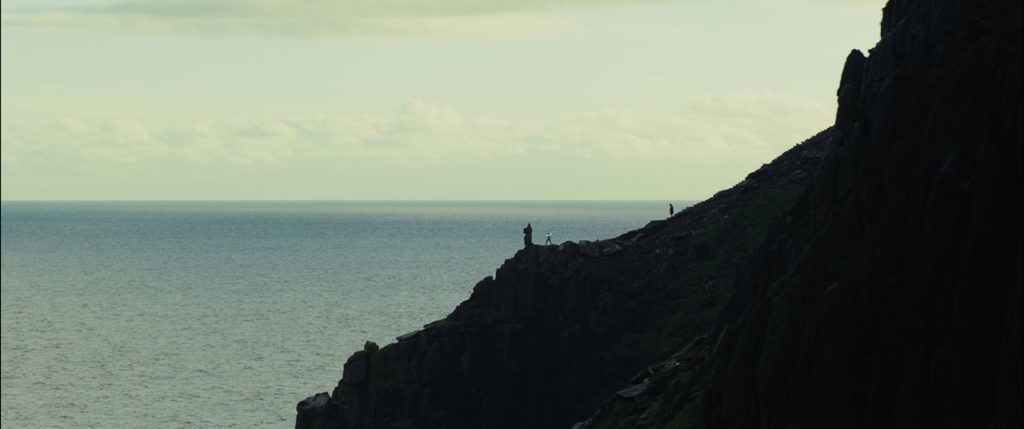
702;0;1022;427
294;127;832;428
579;0;1022;427
296;0;1022;427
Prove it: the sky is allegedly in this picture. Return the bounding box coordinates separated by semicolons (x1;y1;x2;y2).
0;0;886;200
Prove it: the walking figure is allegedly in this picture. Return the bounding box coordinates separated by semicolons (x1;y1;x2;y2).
545;232;552;245
523;223;533;247
669;203;675;217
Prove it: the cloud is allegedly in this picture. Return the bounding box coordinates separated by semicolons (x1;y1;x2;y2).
0;0;889;39
5;0;665;18
1;94;832;165
1;93;832;199
0;0;678;39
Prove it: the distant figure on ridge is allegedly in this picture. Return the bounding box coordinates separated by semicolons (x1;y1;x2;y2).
523;223;533;247
669;203;675;217
545;232;552;245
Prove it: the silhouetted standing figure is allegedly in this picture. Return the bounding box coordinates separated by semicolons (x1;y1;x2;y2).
523;223;533;247
545;232;552;245
669;203;675;217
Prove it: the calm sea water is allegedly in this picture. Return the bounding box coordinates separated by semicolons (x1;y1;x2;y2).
0;200;680;428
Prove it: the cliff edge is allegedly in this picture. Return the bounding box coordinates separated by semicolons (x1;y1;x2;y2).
296;0;1022;427
580;0;1021;427
295;128;832;428
703;0;1022;427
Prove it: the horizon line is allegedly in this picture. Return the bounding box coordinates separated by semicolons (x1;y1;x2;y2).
1;198;701;203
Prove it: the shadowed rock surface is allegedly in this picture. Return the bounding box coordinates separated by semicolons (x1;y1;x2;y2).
294;128;832;428
296;0;1021;427
703;0;1022;426
578;0;1022;428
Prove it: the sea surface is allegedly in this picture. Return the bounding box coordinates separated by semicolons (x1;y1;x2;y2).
0;200;683;428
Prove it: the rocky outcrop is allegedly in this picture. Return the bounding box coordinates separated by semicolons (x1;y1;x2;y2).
578;1;1024;428
702;0;1022;426
296;0;1022;427
294;128;833;428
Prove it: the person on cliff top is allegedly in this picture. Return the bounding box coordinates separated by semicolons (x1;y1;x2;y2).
545;232;553;245
669;203;675;217
523;223;533;247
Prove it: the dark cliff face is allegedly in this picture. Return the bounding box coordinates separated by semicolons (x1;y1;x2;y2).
294;128;832;428
296;0;1022;427
580;1;1021;427
701;0;1022;428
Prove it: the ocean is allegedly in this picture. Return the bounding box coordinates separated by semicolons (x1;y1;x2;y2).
0;200;680;428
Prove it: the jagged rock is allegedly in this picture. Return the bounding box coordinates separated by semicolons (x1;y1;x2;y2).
616;381;649;399
295;393;332;429
296;392;329;413
576;240;599;258
600;243;623;256
628;232;645;244
396;330;421;342
340;342;378;387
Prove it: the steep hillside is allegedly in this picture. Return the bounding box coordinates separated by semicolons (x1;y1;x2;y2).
579;0;1022;427
294;128;833;428
295;0;1022;427
704;0;1022;426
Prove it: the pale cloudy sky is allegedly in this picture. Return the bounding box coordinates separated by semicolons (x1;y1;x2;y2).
0;0;884;200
